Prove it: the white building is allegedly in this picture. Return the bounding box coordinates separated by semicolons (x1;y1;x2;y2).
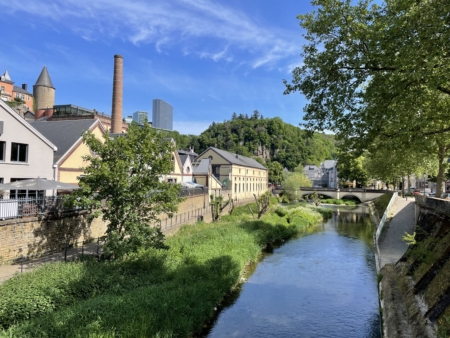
0;100;56;198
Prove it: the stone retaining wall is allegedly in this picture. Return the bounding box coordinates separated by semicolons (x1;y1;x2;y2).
0;195;256;262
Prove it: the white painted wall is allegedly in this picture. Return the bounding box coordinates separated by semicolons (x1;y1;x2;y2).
0;101;56;196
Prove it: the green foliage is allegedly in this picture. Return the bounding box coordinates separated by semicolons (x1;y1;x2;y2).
176;114;336;171
210;195;230;222
0;203;324;336
402;232;416;246
282;171;312;202
65;121;181;259
274;207;288;217
321;199;359;206
337;152;370;187
268;161;283;184
373;193;394;217
284;0;450;197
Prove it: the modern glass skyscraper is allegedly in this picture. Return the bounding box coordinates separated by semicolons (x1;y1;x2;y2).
133;111;148;125
152;99;173;130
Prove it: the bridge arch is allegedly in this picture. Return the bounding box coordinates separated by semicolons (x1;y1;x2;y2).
340;194;362;203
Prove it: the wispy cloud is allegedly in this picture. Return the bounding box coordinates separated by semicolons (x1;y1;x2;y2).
0;0;303;69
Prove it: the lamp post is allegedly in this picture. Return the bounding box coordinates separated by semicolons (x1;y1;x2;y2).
423;173;427;195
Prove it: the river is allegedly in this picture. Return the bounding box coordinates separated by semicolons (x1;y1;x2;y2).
204;205;381;338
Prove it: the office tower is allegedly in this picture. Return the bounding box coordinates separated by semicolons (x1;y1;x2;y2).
152;99;173;130
133;111;148;125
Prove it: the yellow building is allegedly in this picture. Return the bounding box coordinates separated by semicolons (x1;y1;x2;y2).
30;119;105;185
193;147;269;200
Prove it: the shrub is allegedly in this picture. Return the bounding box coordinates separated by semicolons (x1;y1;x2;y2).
274;207;288;217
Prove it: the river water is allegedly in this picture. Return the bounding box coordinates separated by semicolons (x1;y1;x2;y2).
206;205;381;338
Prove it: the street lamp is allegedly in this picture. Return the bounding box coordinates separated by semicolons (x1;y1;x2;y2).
423;173;427;195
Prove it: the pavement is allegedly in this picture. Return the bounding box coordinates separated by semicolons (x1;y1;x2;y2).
378;196;416;268
0;242;100;284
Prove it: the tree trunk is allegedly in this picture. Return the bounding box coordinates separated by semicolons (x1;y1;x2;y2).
436;146;447;198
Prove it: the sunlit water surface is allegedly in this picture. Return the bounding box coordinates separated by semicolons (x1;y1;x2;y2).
205;205;381;338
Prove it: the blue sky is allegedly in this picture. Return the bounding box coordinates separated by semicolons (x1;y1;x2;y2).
0;0;314;135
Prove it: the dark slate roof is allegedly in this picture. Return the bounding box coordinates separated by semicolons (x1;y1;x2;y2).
13;86;32;96
207;147;267;170
34;66;54;88
193;158;210;174
179;154;189;166
30;119;98;163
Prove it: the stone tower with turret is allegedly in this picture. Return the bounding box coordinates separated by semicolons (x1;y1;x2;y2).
33;66;55;110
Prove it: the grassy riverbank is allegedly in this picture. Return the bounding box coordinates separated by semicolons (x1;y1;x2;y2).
0;202;330;337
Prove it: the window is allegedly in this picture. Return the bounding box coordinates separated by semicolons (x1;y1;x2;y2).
235;183;237;193
27;95;30;101
0;141;5;161
11;143;28;162
239;169;241;174
21;94;25;100
168;178;177;183
0;86;4;93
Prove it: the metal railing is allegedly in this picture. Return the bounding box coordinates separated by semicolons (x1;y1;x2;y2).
179;187;208;197
0;237;105;284
0;196;74;220
159;206;212;230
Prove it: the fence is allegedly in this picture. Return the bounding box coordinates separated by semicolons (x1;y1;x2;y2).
178;187;208;198
0;237;105;283
0;196;76;220
375;192;398;270
159;206;212;231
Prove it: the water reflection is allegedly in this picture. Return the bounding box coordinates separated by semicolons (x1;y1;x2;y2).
205;205;380;338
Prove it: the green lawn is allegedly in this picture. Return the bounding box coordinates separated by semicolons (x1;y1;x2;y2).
0;202;330;337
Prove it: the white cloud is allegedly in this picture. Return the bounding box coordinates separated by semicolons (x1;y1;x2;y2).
0;0;303;69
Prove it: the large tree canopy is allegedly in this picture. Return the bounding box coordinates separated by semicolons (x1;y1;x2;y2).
66;122;181;258
285;0;450;196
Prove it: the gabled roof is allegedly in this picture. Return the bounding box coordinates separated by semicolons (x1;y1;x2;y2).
0;100;56;151
13;86;32;96
198;147;267;170
34;66;54;88
30;119;104;164
179;154;189;166
193;158;210;174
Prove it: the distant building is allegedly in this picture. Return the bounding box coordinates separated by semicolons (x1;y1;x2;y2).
152;99;173;130
0;70;34;113
303;160;338;188
133;111;148;125
123;116;133;124
33;66;55;111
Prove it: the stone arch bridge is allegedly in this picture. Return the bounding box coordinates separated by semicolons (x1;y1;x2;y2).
298;188;388;203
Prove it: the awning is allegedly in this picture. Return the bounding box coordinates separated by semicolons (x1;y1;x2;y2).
0;177;79;191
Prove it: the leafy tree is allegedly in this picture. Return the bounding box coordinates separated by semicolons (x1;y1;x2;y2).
268;161;284;184
336;152;369;187
284;0;450;197
210;195;231;222
282;171;312;201
66;121;181;258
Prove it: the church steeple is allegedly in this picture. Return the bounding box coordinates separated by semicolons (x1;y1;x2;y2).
34;66;54;89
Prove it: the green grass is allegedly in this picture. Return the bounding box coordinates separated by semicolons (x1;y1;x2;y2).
0;202;329;337
373;192;394;216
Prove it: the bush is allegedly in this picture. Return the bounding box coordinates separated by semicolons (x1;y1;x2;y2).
274;207;288;217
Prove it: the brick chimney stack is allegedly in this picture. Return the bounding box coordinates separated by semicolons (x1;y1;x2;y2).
111;54;123;134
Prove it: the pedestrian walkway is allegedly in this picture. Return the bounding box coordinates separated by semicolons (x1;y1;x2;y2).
378;196;416;268
0;242;100;284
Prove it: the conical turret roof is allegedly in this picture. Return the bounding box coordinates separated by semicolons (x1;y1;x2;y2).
2;70;12;81
34;66;54;88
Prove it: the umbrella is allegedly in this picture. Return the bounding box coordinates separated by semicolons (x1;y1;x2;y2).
0;177;79;191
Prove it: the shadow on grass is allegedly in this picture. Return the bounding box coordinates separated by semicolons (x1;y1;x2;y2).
3;255;240;338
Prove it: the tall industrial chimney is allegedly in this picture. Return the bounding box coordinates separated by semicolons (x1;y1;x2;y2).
111;54;123;134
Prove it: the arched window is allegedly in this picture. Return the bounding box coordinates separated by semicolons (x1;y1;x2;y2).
0;86;4;93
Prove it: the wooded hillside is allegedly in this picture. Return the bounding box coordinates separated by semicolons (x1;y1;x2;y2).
164;112;336;170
